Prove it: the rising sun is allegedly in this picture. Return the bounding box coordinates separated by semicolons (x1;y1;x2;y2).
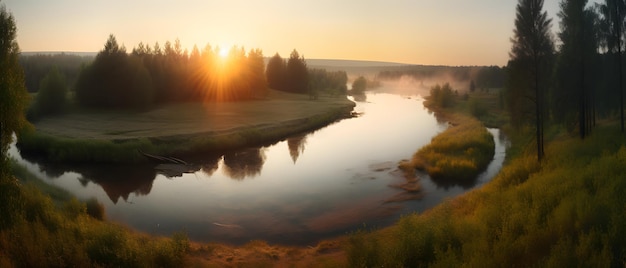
218;46;229;58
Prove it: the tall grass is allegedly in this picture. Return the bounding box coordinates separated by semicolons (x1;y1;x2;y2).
408;114;495;182
0;166;190;267
347;123;626;267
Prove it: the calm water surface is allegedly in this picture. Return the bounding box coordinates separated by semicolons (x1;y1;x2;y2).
10;90;508;246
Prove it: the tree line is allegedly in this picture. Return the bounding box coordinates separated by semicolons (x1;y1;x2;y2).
377;65;506;91
24;35;350;111
508;0;626;161
75;35;268;108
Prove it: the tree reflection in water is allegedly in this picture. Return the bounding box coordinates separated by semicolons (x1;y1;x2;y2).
287;133;308;163
222;147;266;180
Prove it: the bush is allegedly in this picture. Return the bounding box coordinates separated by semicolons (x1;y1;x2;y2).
28;67;68;120
429;83;455;108
469;97;488;118
85;197;106;220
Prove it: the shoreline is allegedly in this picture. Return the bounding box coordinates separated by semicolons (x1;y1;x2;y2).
17;94;356;164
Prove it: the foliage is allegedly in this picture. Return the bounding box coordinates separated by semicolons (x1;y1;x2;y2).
377;65;506;90
469;97;488;118
19;53;93;93
0;181;190;267
351;76;367;93
508;0;554;161
29;67;68;120
0;4;29;180
286;49;309;94
347;122;626;267
409;115;495;181
76;35;269;108
554;0;600;138
266;53;288;92
427;83;455;108
307;68;348;96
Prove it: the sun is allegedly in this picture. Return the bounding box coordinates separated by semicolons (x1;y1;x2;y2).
218;46;229;58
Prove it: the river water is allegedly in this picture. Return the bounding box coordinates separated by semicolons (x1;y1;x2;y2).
9;89;508;246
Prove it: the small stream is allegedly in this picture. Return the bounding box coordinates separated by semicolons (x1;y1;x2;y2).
9;89;509;246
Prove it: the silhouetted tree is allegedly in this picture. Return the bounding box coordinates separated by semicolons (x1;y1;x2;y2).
247;48;267;98
508;0;555;161
266;53;287;91
555;0;599;138
597;0;626;133
470;80;476;92
75;34;154;108
286;49;308;94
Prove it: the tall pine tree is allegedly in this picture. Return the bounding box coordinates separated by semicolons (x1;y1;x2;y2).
508;0;555;161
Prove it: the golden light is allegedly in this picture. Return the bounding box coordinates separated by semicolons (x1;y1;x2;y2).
218;46;229;58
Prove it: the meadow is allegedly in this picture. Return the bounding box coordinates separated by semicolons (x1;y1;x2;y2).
18;90;355;163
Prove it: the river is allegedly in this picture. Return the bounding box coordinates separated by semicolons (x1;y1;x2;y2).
9;89;508;246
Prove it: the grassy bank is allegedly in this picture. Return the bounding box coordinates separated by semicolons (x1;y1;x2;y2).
1;164;190;267
3;162;348;267
18;90;355;163
346;89;626;266
401;114;495;182
399;89;497;183
348;122;626;267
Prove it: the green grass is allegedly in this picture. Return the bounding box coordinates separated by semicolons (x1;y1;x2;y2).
18;90;355;163
349;122;626;267
402;114;495;182
347;89;626;266
1;163;190;267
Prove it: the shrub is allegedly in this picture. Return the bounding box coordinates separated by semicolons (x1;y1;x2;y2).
429;83;455;108
85;197;106;220
28;67;68;120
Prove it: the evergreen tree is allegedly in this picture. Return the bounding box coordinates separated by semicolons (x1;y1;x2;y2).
508;0;555;161
286;49;308;94
555;0;599;138
597;0;626;132
266;53;287;91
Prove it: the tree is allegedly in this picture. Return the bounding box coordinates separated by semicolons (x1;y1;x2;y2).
555;0;599;138
352;76;367;93
597;0;626;133
0;4;29;229
75;35;154;108
31;67;67;119
286;49;308;94
508;0;555;161
266;53;287;91
0;4;29;173
469;79;476;92
247;48;267;98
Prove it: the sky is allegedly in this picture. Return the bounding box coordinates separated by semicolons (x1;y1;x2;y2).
2;0;602;66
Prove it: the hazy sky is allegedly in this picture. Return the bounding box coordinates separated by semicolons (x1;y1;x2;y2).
2;0;602;66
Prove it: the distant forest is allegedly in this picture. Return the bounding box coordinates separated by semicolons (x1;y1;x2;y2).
21;35;349;110
377;65;506;91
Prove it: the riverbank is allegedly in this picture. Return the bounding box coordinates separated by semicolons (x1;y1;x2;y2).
346;91;626;266
17;90;355;163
